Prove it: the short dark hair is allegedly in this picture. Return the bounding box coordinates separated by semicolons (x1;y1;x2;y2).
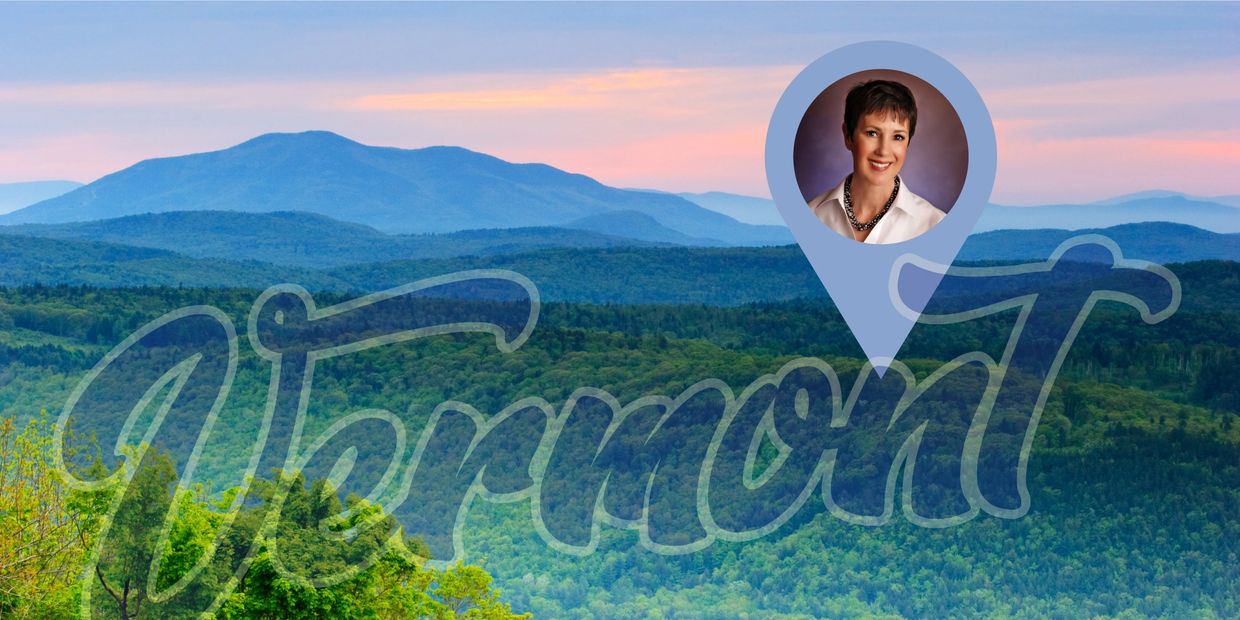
843;80;918;140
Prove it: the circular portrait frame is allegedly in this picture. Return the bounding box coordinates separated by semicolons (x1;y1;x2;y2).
767;41;996;252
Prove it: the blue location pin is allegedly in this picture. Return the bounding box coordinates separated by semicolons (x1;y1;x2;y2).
766;42;996;374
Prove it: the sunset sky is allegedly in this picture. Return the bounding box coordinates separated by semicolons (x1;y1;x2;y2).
1;3;1238;204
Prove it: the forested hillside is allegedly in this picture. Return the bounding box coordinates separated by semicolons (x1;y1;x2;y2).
3;223;1236;304
1;266;1236;617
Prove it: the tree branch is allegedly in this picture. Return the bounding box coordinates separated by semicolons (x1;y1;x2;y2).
95;565;124;608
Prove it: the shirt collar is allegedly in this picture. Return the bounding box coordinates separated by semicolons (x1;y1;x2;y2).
827;176;915;216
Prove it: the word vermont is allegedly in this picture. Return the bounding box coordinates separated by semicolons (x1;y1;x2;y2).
56;237;1178;615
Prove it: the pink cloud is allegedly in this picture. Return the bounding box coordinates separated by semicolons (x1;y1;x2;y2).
984;62;1240;202
344;67;795;116
500;124;770;196
3;61;1239;203
994;126;1240;203
0;133;140;183
0;67;794;195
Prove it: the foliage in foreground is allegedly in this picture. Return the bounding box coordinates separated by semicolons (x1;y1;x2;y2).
0;414;527;619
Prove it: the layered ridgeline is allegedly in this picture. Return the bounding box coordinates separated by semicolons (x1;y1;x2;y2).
978;192;1240;233
1;133;1237;618
0;131;789;245
669;189;1240;233
1;220;1237;303
4;131;1236;258
676;189;1240;233
1;211;685;269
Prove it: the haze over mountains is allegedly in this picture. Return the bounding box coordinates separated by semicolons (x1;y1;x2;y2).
0;129;1236;295
3;211;675;268
5;131;1235;241
675;191;785;226
976;195;1240;233
0;181;83;215
674;190;1240;234
1091;189;1240;209
1;220;1235;304
0;131;790;245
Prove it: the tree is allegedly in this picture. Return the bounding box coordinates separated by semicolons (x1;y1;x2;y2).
90;448;178;619
0;413;94;618
212;473;529;619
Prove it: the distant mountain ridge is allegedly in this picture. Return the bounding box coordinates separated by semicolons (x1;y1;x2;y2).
978;194;1240;233
669;189;1240;233
958;222;1240;263
0;222;1234;302
1090;189;1240;208
0;131;791;246
0;232;341;289
676;191;783;226
565;210;725;246
2;210;671;268
0;180;82;214
3;130;1233;241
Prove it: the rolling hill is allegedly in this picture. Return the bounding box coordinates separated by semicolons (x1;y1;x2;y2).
1;222;1235;305
0;232;342;289
564;210;725;246
958;222;1240;263
2;211;671;268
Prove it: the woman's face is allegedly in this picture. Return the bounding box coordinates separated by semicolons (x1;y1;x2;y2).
844;111;910;188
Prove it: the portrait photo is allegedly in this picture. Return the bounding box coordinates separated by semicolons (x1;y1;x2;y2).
794;69;968;244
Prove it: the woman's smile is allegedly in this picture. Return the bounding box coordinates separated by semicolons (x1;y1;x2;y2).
846;111;909;187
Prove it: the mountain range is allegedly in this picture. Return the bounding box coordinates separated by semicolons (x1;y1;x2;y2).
681;191;1240;234
4;132;1235;241
1089;189;1240;208
0;129;1235;290
657;190;1240;234
1;220;1235;304
675;191;785;226
0;131;791;246
976;195;1240;233
2;211;680;268
958;222;1240;262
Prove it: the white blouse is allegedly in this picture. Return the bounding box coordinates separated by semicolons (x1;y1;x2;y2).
807;177;945;244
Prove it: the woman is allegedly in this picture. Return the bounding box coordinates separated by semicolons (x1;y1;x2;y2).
807;79;944;244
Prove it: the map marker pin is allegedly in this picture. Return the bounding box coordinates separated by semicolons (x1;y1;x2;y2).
767;42;996;374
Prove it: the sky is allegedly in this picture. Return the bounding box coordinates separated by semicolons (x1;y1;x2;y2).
1;2;1238;204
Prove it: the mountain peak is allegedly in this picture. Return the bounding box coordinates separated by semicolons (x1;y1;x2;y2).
235;130;363;150
1091;189;1187;205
